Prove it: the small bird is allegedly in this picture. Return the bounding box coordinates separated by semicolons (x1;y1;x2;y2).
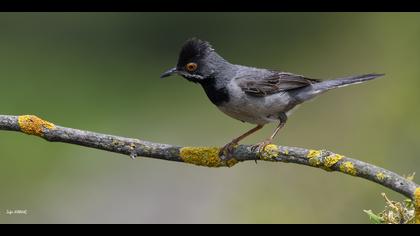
161;38;383;159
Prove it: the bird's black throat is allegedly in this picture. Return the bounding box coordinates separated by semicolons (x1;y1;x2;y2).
198;77;230;106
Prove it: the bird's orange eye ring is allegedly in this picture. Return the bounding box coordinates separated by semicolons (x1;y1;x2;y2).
186;62;198;72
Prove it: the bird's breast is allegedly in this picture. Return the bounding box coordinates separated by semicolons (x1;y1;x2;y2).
216;81;297;124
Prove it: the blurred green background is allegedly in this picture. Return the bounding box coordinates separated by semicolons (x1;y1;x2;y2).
0;13;419;223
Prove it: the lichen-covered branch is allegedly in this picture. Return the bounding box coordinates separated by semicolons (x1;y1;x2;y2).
0;114;419;223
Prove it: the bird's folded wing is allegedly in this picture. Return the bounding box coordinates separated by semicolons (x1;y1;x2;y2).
236;71;321;97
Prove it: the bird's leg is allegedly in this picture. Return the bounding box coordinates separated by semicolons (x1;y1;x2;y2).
219;124;264;160
251;113;288;154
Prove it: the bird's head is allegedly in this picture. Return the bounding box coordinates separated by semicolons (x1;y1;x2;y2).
160;38;226;83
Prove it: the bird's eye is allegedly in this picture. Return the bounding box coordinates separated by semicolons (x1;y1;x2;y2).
186;62;198;72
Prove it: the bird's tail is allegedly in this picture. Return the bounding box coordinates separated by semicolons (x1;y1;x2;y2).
294;73;384;102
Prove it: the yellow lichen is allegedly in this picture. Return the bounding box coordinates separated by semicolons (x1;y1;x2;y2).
180;147;238;167
307;149;322;159
323;154;344;168
339;161;357;176
308;157;321;167
226;158;239;167
260;144;279;161
415;187;420;224
305;149;323;167
18;115;55;137
376;172;386;181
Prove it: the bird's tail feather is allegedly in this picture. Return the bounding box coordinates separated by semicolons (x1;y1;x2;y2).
312;73;384;92
295;73;384;102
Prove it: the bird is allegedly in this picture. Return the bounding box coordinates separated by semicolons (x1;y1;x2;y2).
160;38;384;159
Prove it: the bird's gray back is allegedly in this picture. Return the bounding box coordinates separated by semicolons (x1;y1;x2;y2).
216;65;301;124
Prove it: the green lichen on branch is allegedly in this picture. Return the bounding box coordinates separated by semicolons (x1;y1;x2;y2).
323;154;343;168
339;161;357;176
179;146;238;167
304;149;343;171
260;144;280;160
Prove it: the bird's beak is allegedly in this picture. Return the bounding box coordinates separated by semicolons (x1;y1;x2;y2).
160;67;177;78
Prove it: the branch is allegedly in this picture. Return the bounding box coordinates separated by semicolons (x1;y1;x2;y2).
1;114;419;223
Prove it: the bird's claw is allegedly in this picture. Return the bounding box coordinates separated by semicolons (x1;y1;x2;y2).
219;141;238;160
251;139;273;156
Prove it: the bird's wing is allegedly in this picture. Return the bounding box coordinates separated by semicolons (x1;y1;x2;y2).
236;71;321;97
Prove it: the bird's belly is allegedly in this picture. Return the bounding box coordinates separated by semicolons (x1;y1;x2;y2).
218;92;294;125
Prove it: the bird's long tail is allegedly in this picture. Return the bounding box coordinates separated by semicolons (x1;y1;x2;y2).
294;73;384;102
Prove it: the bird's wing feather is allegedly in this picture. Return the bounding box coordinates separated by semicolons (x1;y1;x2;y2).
236;71;321;97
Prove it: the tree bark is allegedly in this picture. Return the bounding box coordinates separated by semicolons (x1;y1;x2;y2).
1;114;419;223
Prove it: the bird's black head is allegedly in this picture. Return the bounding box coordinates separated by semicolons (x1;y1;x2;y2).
160;38;227;83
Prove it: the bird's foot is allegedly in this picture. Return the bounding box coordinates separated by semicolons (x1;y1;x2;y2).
251;139;273;157
219;141;238;160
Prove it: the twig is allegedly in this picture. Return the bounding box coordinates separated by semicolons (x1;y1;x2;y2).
0;114;419;223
